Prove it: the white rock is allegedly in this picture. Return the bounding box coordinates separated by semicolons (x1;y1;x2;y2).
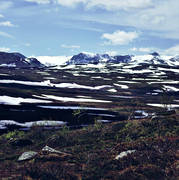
115;150;136;160
18;151;37;161
42;145;63;154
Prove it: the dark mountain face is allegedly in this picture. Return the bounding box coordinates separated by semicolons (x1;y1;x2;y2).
26;58;44;67
67;53;132;65
0;52;44;68
69;53;99;65
169;56;179;62
112;55;131;63
12;53;26;59
150;52;160;57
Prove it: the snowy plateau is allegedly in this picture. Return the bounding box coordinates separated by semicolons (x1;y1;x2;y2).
0;51;179;131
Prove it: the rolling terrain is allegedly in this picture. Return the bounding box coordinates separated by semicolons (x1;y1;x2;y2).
0;51;178;179
0;51;179;132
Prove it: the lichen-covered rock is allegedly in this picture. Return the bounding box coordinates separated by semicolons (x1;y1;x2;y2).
39;145;71;160
42;145;63;153
18;151;37;161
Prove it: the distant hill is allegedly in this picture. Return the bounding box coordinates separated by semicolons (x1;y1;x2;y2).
0;52;44;68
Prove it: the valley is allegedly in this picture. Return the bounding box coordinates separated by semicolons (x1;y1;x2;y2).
0;52;179;131
0;51;178;179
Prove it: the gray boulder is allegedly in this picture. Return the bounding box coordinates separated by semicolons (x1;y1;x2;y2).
18;151;37;161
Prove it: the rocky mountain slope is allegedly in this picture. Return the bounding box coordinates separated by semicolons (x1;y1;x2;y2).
0;52;44;68
66;52;131;65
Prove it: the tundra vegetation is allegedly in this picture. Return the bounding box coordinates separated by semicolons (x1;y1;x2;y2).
0;109;178;179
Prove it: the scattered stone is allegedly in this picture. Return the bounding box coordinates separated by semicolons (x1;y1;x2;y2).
42;145;65;154
18;151;37;161
115;150;136;160
42;145;71;156
18;146;71;162
36;145;71;161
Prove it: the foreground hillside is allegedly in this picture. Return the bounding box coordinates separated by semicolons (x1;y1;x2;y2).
0;111;178;179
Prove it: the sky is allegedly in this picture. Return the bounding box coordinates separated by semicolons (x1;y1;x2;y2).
0;0;179;57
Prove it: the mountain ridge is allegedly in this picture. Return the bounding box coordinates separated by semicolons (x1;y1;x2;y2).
66;52;178;66
0;51;179;68
0;52;44;68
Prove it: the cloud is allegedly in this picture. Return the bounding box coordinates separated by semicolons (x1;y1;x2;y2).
131;47;152;53
55;0;86;7
55;19;104;32
61;44;80;49
24;43;31;47
102;30;139;45
164;45;179;56
86;0;153;11
52;0;178;40
131;45;179;56
139;14;165;26
0;31;14;38
25;0;51;4
0;21;15;27
22;0;179;39
0;1;13;10
54;0;152;10
105;51;118;56
79;27;103;32
0;47;10;52
25;0;152;10
124;0;179;39
0;14;4;18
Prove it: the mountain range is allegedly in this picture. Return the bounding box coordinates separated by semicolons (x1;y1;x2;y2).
0;51;179;68
66;52;179;66
66;52;131;65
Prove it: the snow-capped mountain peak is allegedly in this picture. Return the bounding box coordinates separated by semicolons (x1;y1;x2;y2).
64;51;179;66
66;52;132;65
1;51;178;68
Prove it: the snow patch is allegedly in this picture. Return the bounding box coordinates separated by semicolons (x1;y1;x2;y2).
147;103;179;109
0;79;113;91
108;89;117;93
0;63;16;67
38;106;107;110
36;56;72;66
0;95;52;105
163;85;179;92
114;83;129;89
0;120;66;129
33;94;111;103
